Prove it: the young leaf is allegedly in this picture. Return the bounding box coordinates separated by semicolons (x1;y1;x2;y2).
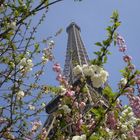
95;42;102;47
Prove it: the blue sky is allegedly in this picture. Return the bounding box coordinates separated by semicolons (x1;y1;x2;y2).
35;0;140;94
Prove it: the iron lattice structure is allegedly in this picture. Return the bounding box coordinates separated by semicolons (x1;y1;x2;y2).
63;22;89;84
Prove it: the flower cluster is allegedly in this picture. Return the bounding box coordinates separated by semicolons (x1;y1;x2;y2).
106;111;118;129
28;104;36;111
53;63;61;73
60;105;71;114
102;106;140;140
72;134;86;140
123;55;132;63
136;74;140;93
119;107;136;131
42;40;55;63
31;120;42;132
116;34;133;66
7;21;16;30
52;63;68;86
116;34;127;52
40;128;47;140
19;57;33;74
127;94;140;118
119;106;140;139
16;90;25;100
73;64;109;88
0;117;7;124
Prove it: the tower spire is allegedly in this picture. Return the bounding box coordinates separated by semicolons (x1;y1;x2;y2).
63;22;89;84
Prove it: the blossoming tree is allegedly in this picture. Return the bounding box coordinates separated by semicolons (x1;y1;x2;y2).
0;1;140;140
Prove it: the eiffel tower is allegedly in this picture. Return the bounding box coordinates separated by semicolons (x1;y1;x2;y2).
63;22;89;84
45;22;108;139
63;22;106;105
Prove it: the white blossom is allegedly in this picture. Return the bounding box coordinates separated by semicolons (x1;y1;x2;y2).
59;85;66;95
7;21;16;29
120;78;127;85
42;55;48;63
90;65;108;88
100;70;109;83
121;124;128;131
16;90;25;100
72;134;86;140
121;134;127;140
28;104;35;111
41;102;46;107
59;85;66;92
73;65;83;76
60;105;71;114
91;75;103;88
0;117;7;124
31;121;42;132
48;40;55;48
27;59;33;67
20;58;27;65
73;64;108;88
90;65;103;74
82;64;93;76
10;22;16;29
89;65;108;87
0;4;4;12
19;58;33;74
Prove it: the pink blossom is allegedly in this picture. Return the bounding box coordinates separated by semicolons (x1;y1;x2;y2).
53;63;61;73
56;74;62;81
48;54;54;61
106;112;118;129
128;64;135;71
116;34;125;47
79;102;86;109
44;48;54;61
123;55;132;62
136;75;140;85
127;131;136;139
24;138;32;140
61;76;68;86
73;101;79;108
136;79;140;85
77;119;83;128
119;46;127;52
66;90;75;97
31;120;42;132
134;125;140;137
127;94;140;117
126;87;134;93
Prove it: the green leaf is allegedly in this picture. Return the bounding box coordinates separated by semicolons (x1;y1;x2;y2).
107;51;112;55
89;134;100;140
45;0;49;7
102;39;110;46
106;26;112;33
103;86;115;100
34;43;40;53
111;10;119;21
81;125;89;135
90;107;104;120
95;42;102;47
18;0;23;5
103;56;107;63
94;51;101;56
115;21;121;27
